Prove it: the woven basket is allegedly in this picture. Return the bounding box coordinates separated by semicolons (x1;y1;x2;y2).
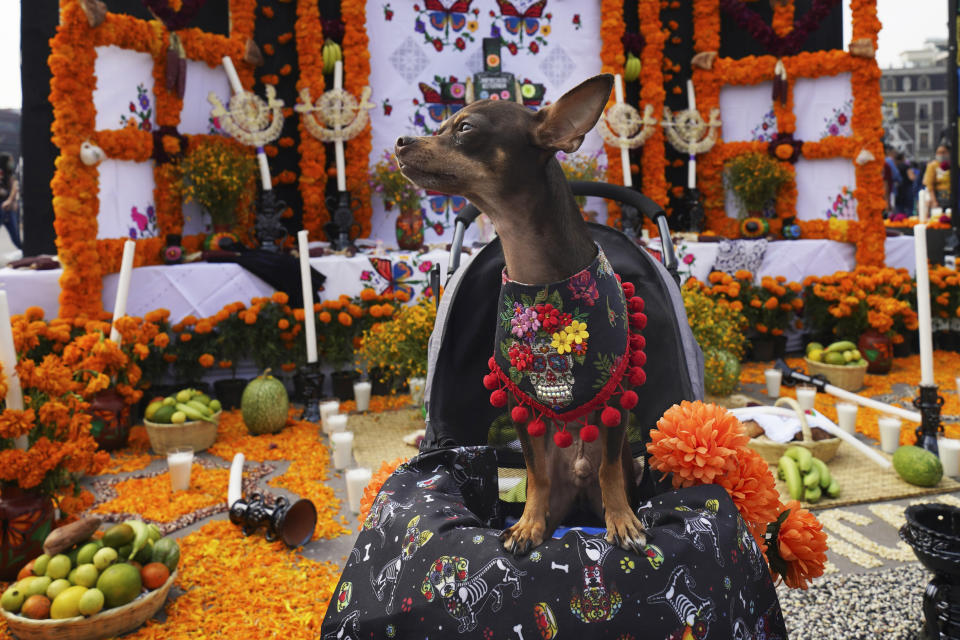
746;397;841;464
805;357;868;391
144;412;220;455
0;570;176;640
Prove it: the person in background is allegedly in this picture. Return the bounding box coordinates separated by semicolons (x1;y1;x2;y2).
883;144;902;216
894;152;916;215
924;142;951;212
0;153;21;249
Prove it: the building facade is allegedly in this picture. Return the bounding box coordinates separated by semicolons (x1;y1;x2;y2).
880;39;948;161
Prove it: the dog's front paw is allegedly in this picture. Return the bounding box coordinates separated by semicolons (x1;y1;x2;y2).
500;516;545;556
605;509;647;555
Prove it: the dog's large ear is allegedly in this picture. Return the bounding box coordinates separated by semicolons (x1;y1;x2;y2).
532;74;613;153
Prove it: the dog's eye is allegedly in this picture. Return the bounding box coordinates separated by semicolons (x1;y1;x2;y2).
458;122;473;132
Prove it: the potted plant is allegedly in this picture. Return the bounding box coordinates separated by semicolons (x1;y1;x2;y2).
370;151;425;250
178;136;256;236
724;152;791;219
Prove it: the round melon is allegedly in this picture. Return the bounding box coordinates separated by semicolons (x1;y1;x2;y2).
241;372;290;435
892;445;943;487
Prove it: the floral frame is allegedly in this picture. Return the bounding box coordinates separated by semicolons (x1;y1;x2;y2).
50;0;257;317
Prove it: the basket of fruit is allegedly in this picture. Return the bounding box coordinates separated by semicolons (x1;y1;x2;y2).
1;517;181;640
804;340;868;391
143;387;222;455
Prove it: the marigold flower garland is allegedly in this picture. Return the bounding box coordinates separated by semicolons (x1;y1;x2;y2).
647;400;828;589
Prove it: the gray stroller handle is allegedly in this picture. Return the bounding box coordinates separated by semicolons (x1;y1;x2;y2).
447;181;679;283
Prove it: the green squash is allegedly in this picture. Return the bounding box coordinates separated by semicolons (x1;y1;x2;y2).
241;372;290;435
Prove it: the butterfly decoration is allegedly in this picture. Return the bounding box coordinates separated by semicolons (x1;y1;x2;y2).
496;0;547;37
424;0;472;32
367;258;425;300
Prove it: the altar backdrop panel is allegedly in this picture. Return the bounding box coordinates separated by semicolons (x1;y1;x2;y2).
365;0;605;247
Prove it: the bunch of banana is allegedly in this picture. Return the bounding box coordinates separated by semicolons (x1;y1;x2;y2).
322;40;343;75
806;341;866;367
623;54;641;82
777;446;840;503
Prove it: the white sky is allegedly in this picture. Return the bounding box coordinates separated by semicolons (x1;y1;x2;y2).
0;1;949;109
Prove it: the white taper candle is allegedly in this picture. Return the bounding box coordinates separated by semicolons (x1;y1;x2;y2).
109;240;136;344
297;230;318;363
914;224;935;385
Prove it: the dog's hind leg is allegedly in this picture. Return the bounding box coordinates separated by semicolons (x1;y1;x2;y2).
598;411;647;554
500;408;550;555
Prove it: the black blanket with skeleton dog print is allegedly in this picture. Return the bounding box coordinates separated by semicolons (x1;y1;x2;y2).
321;447;786;639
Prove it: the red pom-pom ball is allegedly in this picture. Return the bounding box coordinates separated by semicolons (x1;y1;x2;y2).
629;334;646;351
490;389;508;408
629;296;645;313
630;312;647;330
488;357;497;371
482;373;499;390
620;390;639;410
527;419;546;437
580;424;599;443
630;350;647;367
622;282;635;298
511;406;530;424
553;429;573;448
628;367;647;386
601;406;622;428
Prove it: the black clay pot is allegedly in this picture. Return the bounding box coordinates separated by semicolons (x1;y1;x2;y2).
214;378;249;410
331;370;360;401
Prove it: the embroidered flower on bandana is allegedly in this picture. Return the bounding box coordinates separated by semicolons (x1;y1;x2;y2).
568;271;599;306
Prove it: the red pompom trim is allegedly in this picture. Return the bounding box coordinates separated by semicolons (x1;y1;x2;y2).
488;357;497;371
630;350;647;367
511;406;530;424
629;312;647;330
620;390;639;410
580;424;599;442
553;428;573;448
628;367;647;386
482;373;499;390
490;389;508;408
601;406;622;428
629;296;645;313
527;419;546;437
622;281;634;298
629;334;646;351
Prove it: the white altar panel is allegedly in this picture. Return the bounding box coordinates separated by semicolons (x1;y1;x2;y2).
365;0;605;246
179;59;232;136
93;46;156;132
718;82;776;142
794;157;857;221
793;73;853;141
96;159;157;240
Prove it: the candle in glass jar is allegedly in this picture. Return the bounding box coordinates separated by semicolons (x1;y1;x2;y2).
331;431;354;469
345;467;372;514
353;381;372;412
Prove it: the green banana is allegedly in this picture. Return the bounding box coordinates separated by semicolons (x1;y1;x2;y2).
802;466;820;488
124;519;149;562
778;455;804;501
810;457;832;489
826;340;857;353
785;445;813;473
176;403;209;422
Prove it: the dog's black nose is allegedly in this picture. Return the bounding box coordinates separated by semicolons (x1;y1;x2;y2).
396;136;416;148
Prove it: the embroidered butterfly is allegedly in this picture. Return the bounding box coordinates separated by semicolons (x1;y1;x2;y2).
496;0;547;36
368;257;420;300
418;83;465;125
424;0;472;32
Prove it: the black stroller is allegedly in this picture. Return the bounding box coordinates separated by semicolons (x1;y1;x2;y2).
321;184;786;639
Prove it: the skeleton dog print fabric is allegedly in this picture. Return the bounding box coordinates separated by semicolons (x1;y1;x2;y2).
320;447;787;639
366;0;605;246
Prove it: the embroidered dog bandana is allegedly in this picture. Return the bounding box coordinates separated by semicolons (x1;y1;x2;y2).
482;245;648;448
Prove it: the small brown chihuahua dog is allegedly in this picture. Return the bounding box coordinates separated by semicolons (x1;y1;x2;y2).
395;74;646;556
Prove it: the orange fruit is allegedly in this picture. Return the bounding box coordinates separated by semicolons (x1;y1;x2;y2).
140;562;170;590
21;594;51;619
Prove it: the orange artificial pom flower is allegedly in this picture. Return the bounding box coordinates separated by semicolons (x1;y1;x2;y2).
647;401;750;487
772;500;828;590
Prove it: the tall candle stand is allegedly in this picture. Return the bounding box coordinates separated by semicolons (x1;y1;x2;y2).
298;360;325;423
913;384;944;455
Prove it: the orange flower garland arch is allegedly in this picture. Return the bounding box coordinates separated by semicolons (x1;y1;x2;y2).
50;0;258;318
691;0;885;265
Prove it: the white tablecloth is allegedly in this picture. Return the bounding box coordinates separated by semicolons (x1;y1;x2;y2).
1;249;473;322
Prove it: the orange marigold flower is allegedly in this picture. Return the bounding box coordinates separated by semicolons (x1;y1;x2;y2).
338;312;353;327
773;500;828;589
646;401;750;488
198;354;215;368
319;311;332;324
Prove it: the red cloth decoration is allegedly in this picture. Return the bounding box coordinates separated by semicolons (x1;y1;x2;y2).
580;423;599;442
490;389;507;408
527;419;546;437
601;406;622;428
620;390;639;410
553;429;573;448
511;406;530;424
